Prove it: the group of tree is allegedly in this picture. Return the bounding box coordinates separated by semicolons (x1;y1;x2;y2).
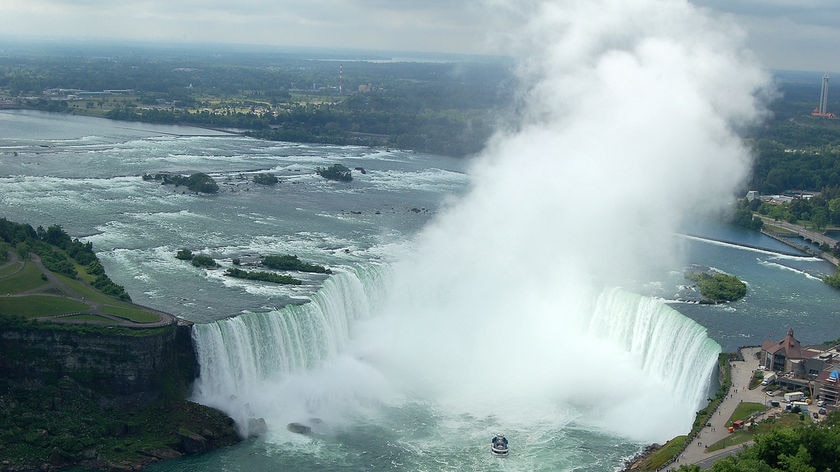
175;249;219;269
685;271;748;303
750;186;840;234
730;199;765;231
315;163;353;182
175;250;329;283
223;267;301;285
261;254;331;273
143;172;219;193
746;75;840;194
0;218;130;301
676;412;840;472
252;173;278;185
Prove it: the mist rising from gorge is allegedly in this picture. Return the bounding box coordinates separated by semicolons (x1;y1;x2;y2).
358;0;773;441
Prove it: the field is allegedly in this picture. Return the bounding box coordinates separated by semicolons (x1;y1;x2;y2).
0;251;169;326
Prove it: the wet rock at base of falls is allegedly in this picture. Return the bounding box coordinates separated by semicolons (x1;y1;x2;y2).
287;422;312;435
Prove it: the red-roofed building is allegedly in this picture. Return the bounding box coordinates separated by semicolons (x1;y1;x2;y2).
761;328;803;372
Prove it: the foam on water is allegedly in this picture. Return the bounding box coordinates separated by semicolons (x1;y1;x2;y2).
758;259;824;281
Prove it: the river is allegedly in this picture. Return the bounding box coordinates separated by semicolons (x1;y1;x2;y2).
2;110;838;471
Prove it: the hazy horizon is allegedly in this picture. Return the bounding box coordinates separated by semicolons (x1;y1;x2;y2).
0;36;835;79
1;1;839;72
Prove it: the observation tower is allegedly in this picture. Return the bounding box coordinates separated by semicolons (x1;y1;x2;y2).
811;72;836;118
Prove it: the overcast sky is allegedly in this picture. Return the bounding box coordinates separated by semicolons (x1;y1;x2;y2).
1;0;838;72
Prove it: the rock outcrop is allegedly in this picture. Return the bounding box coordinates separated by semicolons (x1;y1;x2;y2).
0;321;241;471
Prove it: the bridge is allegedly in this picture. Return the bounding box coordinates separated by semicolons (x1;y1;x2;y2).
757;215;839;267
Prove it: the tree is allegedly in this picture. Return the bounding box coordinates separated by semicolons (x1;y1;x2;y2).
686;272;747;303
730;201;764;230
186;172;219;193
810;206;828;231
828;197;840;224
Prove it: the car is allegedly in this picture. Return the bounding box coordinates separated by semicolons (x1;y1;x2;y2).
817;400;825;407
813;412;820;419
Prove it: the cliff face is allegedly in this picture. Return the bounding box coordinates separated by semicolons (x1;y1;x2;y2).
0;321;240;472
0;323;196;405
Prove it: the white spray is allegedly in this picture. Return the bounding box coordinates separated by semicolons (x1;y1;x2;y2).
193;0;771;445
352;0;770;442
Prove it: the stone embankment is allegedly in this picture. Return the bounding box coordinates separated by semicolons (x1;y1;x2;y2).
757;215;839;267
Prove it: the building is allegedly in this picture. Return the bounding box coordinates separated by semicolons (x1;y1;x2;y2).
761;328;802;372
760;328;840;407
814;362;840;406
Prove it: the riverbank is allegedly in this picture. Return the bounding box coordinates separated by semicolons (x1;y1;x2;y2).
626;345;828;471
665;347;765;470
757;216;839;267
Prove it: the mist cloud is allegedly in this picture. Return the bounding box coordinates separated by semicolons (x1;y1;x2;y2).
366;0;772;442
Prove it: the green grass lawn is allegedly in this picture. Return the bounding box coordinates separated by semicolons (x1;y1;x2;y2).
0;261;49;293
726;402;766;426
634;435;688;470
101;305;160;323
55;273;114;304
60;313;115;323
0;295;90;318
0;260;23;277
0;259;162;324
55;274;162;323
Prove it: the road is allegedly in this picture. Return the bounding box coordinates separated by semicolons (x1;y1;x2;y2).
758;215;839;266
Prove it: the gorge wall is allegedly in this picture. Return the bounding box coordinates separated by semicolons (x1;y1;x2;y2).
0;322;196;405
0;321;240;472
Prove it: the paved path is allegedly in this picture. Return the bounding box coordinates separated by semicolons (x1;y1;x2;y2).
665;347;771;470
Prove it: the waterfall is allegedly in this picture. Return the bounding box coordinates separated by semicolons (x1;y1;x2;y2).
583;288;721;439
191;265;388;435
595;289;721;404
191;265;719;442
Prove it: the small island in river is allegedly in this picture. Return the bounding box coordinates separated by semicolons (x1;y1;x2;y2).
685;270;747;304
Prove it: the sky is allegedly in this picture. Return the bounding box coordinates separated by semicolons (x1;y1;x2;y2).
0;0;838;72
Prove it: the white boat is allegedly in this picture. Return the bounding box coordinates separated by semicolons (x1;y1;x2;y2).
491;434;509;455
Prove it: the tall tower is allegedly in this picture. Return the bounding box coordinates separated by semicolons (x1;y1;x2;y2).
339;64;343;95
819;72;830;115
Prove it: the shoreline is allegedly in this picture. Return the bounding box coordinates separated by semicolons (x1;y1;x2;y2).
756;216;840;267
622;347;758;471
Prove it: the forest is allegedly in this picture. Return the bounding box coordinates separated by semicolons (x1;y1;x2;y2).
747;72;840;193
